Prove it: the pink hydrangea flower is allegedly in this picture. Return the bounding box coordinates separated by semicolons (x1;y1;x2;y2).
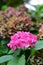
7;31;37;50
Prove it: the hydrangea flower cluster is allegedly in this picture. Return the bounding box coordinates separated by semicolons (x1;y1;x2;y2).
38;25;43;40
0;5;33;38
5;7;16;17
7;31;37;50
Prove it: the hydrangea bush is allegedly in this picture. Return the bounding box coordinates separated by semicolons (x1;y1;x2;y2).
0;5;43;65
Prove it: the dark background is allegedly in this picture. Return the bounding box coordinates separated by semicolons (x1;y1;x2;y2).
0;0;24;9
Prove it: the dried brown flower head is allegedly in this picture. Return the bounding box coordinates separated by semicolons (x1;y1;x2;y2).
0;5;33;38
37;25;43;40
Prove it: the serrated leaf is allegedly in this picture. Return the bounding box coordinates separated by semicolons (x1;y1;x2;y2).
0;55;13;63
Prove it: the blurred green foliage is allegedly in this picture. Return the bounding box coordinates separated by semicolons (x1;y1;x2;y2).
29;5;43;22
7;0;24;7
0;0;24;10
1;5;8;10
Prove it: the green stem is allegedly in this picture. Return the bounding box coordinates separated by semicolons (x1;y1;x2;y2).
27;55;31;63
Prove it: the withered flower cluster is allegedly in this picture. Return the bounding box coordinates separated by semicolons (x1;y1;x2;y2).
30;50;43;65
0;5;33;38
38;25;43;40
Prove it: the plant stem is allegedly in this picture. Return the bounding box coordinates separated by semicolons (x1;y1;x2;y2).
27;55;31;63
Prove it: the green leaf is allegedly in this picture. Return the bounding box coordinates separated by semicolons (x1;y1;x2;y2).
30;48;36;55
40;13;43;18
17;55;25;65
1;38;10;44
2;5;8;11
7;55;25;65
13;49;20;57
7;57;19;65
8;50;14;54
34;40;43;50
1;45;8;54
0;55;13;63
